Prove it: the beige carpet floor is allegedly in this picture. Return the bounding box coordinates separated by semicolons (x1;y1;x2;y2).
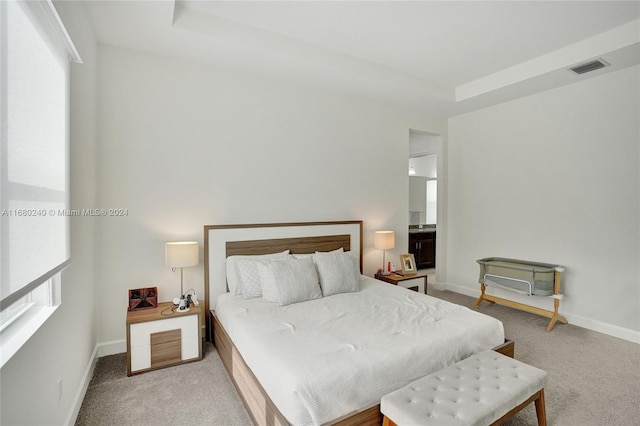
76;288;640;426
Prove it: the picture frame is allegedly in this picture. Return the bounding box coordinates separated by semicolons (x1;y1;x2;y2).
399;253;417;275
128;287;158;311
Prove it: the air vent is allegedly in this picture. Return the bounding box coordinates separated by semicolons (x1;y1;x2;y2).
570;59;610;75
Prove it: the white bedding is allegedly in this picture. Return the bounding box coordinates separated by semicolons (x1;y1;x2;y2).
215;276;505;426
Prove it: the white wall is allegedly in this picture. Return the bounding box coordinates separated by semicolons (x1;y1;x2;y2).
0;2;98;425
95;45;446;344
446;66;640;340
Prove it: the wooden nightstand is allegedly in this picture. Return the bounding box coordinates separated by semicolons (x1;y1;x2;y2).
126;301;203;376
374;271;428;294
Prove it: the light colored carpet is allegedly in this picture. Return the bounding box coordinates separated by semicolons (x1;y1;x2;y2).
75;343;252;426
432;289;640;426
76;288;640;426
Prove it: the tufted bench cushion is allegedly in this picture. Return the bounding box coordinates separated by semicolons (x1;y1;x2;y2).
380;350;548;426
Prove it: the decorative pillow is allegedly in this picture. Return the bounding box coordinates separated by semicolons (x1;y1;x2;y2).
225;250;290;296
314;250;360;297
235;259;265;298
258;256;322;306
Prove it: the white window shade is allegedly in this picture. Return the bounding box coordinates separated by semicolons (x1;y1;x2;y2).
0;0;80;310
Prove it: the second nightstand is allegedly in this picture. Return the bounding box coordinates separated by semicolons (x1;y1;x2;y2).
374;271;428;294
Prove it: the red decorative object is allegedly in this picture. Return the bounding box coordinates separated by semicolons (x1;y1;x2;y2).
128;287;158;311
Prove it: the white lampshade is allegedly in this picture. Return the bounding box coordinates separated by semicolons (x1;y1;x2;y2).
373;231;395;250
165;242;199;268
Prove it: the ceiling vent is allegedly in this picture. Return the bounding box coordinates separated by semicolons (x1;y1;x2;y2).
570;59;610;75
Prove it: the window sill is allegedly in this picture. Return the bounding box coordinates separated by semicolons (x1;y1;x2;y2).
0;304;59;368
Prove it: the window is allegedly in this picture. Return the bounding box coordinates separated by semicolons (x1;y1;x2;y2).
0;0;80;367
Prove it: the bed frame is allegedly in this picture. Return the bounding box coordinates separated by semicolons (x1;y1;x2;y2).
204;221;514;426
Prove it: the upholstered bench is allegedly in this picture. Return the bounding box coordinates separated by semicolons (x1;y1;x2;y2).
381;350;548;426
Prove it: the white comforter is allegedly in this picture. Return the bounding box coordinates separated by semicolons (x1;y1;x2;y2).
215;276;504;425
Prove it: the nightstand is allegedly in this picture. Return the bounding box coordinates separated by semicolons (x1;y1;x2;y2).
374;271;428;294
126;301;202;376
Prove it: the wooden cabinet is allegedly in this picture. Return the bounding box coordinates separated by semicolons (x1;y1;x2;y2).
126;301;202;376
409;231;436;269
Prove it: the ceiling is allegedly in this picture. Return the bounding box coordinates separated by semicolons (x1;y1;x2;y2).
83;0;640;116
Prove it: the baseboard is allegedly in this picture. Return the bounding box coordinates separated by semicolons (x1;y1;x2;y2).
64;345;98;426
64;340;127;426
97;339;126;357
442;282;640;344
441;282;478;298
564;313;640;344
430;280;448;292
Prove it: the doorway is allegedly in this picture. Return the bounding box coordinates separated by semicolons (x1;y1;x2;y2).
409;130;442;287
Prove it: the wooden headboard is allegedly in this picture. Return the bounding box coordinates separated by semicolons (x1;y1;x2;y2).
203;221;363;338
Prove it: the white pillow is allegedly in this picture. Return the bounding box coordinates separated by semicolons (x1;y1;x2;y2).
290;253;314;260
291;247;343;260
235;259;264;298
258;257;322;306
314;250;360;296
256;262;278;302
225;250;290;296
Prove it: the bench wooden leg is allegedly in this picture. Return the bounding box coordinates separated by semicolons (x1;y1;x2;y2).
382;416;397;426
490;389;547;426
535;388;547;426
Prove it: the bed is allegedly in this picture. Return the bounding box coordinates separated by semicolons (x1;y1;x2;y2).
204;221;512;426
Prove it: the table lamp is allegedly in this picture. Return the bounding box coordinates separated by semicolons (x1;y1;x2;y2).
165;241;199;311
374;230;395;275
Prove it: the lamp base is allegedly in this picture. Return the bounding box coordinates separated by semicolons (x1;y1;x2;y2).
173;296;191;312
